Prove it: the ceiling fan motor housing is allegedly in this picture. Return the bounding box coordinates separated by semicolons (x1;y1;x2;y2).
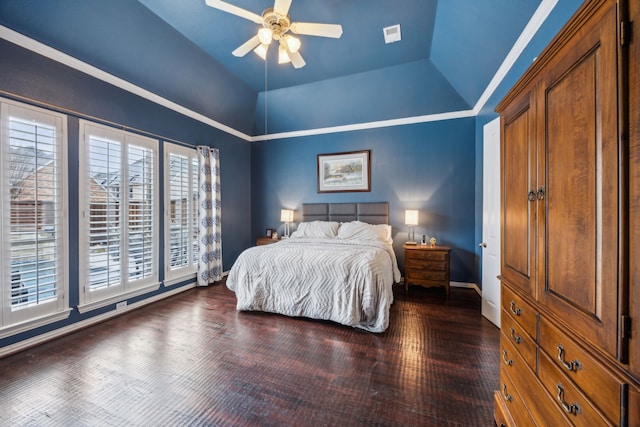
262;8;291;39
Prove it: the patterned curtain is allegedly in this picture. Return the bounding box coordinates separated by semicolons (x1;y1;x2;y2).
197;146;222;286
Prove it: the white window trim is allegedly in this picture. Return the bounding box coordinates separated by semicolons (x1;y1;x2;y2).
78;120;159;306
0;97;69;331
163;142;199;283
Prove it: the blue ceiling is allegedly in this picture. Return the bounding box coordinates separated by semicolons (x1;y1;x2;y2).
0;0;542;136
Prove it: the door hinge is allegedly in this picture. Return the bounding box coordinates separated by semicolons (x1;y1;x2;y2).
620;21;631;46
621;315;631;339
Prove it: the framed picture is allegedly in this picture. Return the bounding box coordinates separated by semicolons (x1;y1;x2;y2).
317;150;371;193
266;228;275;238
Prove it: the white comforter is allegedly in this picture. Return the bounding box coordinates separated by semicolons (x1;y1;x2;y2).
226;237;401;332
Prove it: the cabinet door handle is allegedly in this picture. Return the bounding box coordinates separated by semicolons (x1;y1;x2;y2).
501;384;513;402
557;345;582;371
537;186;545;200
502;350;513;366
527;189;536;201
509;300;522;316
557;384;580;415
509;327;522;344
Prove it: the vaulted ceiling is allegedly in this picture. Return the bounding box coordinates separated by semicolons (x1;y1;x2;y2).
0;0;546;137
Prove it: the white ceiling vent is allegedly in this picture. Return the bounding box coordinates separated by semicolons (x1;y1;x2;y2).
383;24;401;44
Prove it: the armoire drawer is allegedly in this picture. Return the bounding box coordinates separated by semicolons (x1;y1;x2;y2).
500;358;570;426
501;309;537;371
494;389;514;427
501;284;537;339
538;349;615;426
498;366;536;427
538;316;623;423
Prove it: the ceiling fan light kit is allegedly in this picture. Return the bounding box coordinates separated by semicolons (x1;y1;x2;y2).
205;0;343;69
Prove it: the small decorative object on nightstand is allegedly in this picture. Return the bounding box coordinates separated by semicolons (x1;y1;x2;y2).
403;243;451;296
256;237;279;246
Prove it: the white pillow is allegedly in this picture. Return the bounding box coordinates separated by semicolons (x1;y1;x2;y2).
337;221;392;244
290;221;340;238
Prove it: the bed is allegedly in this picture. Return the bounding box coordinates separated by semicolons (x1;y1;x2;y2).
226;202;401;332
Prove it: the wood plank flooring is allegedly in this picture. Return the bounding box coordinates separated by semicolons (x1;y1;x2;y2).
0;282;500;426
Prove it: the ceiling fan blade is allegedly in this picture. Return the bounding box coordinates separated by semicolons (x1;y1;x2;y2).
232;35;261;57
273;0;292;17
205;0;263;24
286;48;306;68
290;22;343;38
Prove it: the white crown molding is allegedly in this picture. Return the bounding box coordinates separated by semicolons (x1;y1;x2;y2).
250;109;476;142
1;0;558;142
0;25;252;141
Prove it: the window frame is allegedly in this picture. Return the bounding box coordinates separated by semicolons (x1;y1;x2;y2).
78;120;159;312
0;98;70;334
163;142;199;284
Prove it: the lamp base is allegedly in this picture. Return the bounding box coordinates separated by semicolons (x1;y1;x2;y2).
405;241;417;245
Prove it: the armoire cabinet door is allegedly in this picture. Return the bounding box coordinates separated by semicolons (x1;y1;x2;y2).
536;2;621;358
501;91;537;298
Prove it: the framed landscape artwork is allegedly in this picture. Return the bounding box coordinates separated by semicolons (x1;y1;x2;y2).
317;150;371;193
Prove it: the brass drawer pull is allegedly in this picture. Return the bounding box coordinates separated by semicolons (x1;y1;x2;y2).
501;384;513;402
509;327;522;344
556;384;580;415
557;345;582;371
509;300;522;316
527;189;536;201
502;350;513;366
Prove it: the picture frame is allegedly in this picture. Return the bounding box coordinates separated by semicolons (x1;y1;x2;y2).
317;150;371;193
265;228;275;238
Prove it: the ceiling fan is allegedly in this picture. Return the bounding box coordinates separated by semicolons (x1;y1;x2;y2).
205;0;343;68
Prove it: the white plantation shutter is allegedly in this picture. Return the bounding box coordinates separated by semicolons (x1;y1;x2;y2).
164;143;198;281
127;143;155;281
1;100;68;327
86;132;122;291
79;121;158;305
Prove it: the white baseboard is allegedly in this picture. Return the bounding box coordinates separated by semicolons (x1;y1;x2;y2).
0;281;196;359
451;281;482;297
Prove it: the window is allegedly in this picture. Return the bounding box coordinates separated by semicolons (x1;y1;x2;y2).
0;99;69;330
164;143;199;282
79;121;158;309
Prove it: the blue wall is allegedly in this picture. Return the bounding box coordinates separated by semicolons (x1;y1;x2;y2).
251;118;477;283
0;39;252;348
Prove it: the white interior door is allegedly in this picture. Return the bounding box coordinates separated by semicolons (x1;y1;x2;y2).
481;117;501;327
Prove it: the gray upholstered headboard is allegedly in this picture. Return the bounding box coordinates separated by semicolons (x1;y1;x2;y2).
301;202;389;225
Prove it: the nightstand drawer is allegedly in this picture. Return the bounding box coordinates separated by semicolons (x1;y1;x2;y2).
405;259;447;271
406;269;446;282
256;237;279;246
405;249;448;261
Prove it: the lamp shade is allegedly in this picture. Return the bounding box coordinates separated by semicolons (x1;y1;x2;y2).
280;209;294;223
405;210;419;226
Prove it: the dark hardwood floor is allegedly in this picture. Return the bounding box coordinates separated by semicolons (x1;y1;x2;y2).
0;282;500;426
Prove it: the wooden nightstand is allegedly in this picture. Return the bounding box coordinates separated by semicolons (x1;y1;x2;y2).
256;237;280;246
403;244;451;296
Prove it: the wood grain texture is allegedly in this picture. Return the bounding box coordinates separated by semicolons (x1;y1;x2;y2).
0;282;499;426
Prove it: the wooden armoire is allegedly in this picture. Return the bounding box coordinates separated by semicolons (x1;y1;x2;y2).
494;0;640;425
